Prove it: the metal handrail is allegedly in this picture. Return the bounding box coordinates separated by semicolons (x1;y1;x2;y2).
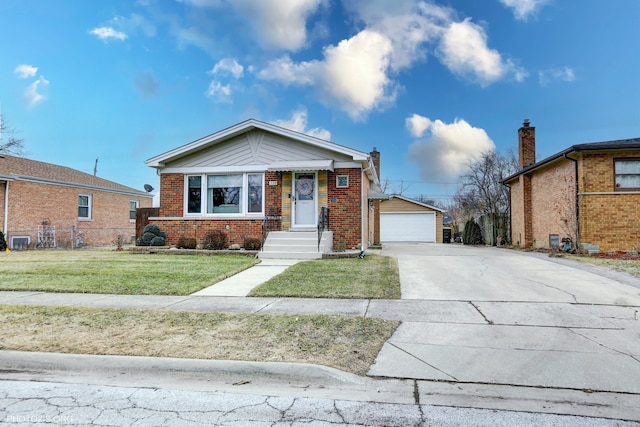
261;208;281;250
317;207;329;252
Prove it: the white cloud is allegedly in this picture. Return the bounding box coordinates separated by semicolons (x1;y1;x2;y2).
210;58;244;79
25;76;50;108
89;26;128;41
406;114;432;138
259;30;395;121
539;66;575;85
257;55;317;85
180;0;324;51
14;64;38;79
438;19;522;86
344;1;450;72
407;115;495;181
273;108;331;140
231;0;324;51
205;80;232;102
499;0;548;21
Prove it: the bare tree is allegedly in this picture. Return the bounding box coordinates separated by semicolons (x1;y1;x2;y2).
0;114;25;155
553;175;580;252
453;149;519;244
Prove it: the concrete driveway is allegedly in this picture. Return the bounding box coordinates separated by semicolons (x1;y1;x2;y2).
369;243;640;399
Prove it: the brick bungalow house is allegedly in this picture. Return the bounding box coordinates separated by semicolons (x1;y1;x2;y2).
503;120;640;252
0;154;153;249
145;119;384;258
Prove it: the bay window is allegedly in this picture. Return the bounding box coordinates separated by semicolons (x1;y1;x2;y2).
186;173;264;215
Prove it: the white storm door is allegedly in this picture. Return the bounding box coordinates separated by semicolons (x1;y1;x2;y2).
293;172;317;227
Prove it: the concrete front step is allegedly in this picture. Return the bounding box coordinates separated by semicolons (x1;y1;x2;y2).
258;251;322;260
259;230;332;260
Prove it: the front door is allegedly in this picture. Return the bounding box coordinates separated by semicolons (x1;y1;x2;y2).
293;172;317;227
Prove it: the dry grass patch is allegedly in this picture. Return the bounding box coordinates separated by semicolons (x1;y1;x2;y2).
0;305;399;376
249;254;400;299
563;255;640;278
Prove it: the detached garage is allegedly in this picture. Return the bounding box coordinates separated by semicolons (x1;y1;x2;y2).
380;195;444;243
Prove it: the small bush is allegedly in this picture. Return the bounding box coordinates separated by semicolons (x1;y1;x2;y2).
143;224;166;239
137;223;166;246
0;231;6;251
113;234;127;251
462;220;484;245
334;242;346;252
202;230;228;250
177;236;197;249
243;237;262;250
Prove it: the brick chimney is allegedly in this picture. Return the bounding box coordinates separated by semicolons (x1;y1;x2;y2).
370;147;380;177
518;119;536;167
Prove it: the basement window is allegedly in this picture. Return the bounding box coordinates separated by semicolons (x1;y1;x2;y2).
614;158;640;190
11;236;30;250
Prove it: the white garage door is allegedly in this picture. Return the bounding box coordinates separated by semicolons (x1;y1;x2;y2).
381;212;436;242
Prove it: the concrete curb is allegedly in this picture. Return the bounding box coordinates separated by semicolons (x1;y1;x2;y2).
0;350;362;386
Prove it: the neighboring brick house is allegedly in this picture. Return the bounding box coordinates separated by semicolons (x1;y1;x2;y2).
503;120;640;252
0;154;153;249
145;119;384;258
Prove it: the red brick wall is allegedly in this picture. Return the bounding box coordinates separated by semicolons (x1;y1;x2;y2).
154;171;284;247
152;218;263;247
155;169;364;249
159;173;184;217
328;168;362;249
1;180;151;247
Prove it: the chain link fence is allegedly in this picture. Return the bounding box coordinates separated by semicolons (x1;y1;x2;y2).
5;226;137;250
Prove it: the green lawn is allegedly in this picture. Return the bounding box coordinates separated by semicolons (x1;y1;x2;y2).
0;250;258;295
249;254;401;299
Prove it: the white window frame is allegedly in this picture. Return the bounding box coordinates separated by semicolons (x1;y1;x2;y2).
11;236;30;250
78;194;92;220
614;158;640;191
129;200;139;222
336;174;349;188
184;173;265;217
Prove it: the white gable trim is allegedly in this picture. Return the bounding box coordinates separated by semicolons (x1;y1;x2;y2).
146;119;369;168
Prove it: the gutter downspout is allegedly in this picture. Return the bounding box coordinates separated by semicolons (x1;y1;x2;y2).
563;153;580;250
502;180;511;245
3;180;8;238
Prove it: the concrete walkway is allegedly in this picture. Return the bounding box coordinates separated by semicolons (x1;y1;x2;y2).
191;259;300;296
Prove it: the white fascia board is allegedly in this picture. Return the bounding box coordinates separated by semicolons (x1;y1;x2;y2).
389;194;445;212
268;159;334;172
146;119;370;168
160;165;270;174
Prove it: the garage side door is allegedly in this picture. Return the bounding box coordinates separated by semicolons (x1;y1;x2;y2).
380;212;436;242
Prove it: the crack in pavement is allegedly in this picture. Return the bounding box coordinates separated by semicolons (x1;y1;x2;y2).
388;342;459;381
469;301;494;324
569;328;640;364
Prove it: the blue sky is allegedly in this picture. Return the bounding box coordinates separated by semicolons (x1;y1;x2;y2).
1;0;639;204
